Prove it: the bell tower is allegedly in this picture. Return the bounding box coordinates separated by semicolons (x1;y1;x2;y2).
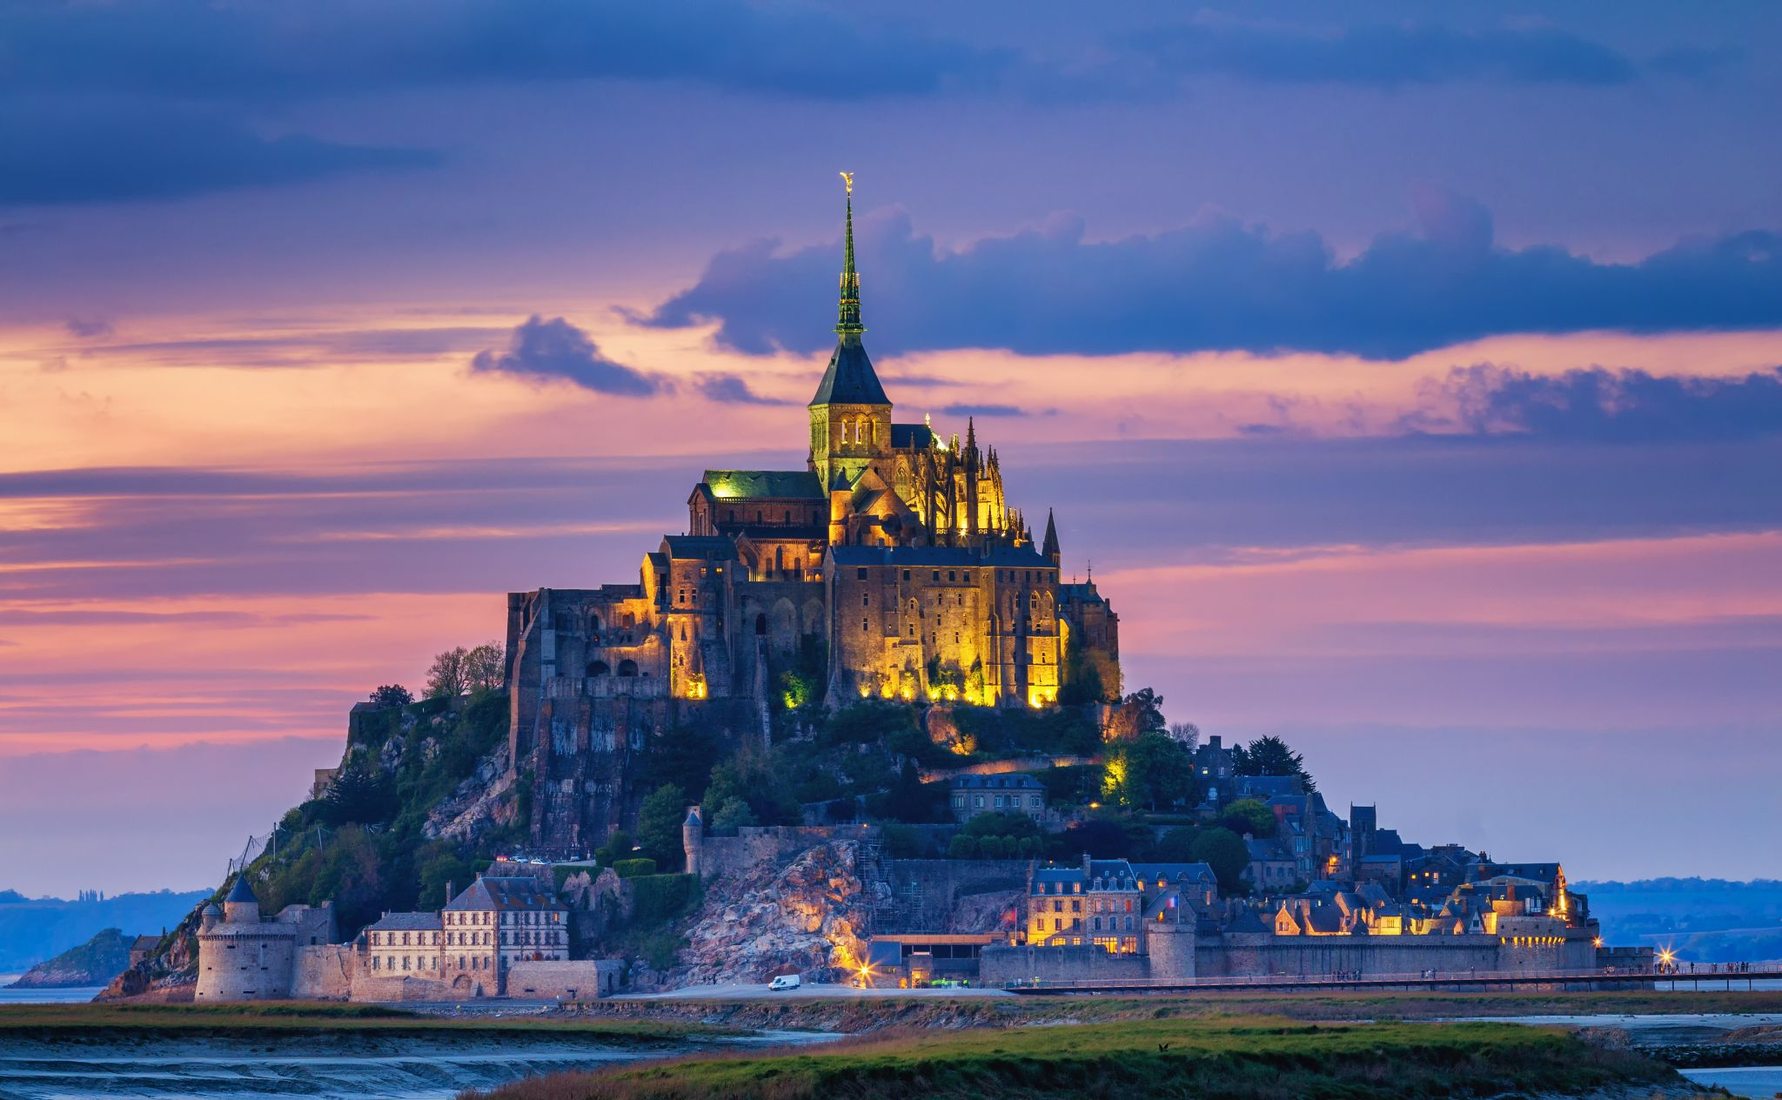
809;172;892;491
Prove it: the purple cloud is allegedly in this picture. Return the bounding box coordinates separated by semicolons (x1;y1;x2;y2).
470;316;659;395
643;199;1782;359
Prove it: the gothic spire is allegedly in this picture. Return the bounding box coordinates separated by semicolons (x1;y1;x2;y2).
836;171;864;339
1042;508;1060;564
809;173;889;408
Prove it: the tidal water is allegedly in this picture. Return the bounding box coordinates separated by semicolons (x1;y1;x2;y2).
0;978;105;1005
0;1029;830;1100
1680;1065;1782;1099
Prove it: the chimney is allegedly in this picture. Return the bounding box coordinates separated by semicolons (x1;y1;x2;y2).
446;880;455;907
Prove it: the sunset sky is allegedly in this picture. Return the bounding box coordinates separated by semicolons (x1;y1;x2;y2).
2;1;1779;897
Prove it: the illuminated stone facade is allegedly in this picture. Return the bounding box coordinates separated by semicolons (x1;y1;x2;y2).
505;181;1119;849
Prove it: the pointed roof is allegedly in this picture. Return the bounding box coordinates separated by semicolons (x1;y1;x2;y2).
810;173;890;408
225;874;259;905
684;807;703;828
1041;509;1059;558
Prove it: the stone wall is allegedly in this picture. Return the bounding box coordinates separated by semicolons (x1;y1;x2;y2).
701;826;865;882
876;859;1028;934
980;944;1148;985
505;960;623;1001
1203;934;1510;978
350;972;451;1002
291;945;354;1000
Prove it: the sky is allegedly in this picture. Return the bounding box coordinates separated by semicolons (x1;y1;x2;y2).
1;0;1779;898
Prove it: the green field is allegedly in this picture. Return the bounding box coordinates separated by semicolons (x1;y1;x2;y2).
465;1017;1698;1100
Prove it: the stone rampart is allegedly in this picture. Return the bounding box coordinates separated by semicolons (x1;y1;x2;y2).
980;944;1148;985
350;972;450;1002
505;960;624;1001
291;945;355;1000
1203;934;1511;978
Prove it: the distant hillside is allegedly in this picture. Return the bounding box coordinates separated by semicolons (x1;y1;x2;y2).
0;889;209;972
1575;878;1782;962
6;927;133;988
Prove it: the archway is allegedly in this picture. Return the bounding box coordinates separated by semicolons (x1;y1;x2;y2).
755;613;768;636
618;659;639;677
586;660;610;676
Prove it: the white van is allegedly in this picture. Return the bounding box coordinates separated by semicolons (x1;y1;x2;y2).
767;974;801;991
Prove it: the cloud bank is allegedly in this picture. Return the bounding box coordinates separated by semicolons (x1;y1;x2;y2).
644;196;1782;359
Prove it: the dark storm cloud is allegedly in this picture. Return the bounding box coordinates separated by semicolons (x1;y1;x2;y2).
643;196;1782;359
470;316;660;395
0;101;435;205
1124;16;1711;88
1414;364;1782;443
695;373;791;406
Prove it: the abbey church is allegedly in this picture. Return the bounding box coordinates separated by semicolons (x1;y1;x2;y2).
504;181;1119;850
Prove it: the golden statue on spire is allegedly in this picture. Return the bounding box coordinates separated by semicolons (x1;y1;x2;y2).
840;171;854;196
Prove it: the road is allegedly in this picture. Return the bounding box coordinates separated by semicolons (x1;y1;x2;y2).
613;982;1013;1001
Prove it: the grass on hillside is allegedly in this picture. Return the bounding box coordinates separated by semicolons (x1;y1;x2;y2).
0;1001;728;1042
465;1017;1690;1100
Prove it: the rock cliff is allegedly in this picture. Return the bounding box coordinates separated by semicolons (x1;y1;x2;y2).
678;841;869;985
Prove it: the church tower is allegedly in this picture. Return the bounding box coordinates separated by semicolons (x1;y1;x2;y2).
808;173;892;492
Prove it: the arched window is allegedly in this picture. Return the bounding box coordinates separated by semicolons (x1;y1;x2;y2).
755;613;768;636
618;659;639;677
586;660;610;676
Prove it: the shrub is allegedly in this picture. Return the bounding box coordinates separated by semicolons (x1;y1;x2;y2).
612;858;658;879
630;874;698;923
947;835;980;859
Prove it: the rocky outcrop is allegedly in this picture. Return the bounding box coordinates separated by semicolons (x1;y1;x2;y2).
424;742;517;842
678;841;868;985
6;927;132;988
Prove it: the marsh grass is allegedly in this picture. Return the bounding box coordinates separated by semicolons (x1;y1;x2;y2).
464;1017;1685;1100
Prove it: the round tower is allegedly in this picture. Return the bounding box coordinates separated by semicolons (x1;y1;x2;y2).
682;806;704;878
199;902;221;932
222;873;261;924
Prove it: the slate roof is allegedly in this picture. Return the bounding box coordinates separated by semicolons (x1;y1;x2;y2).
809;338;890;406
661;535;739;560
367;911;443;932
702;470;824;501
444;876;566;913
890;423;934;449
225;875;260;905
1129;862;1217;887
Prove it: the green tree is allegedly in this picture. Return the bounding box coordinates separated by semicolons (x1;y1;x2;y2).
424;646;469;699
465;642;505;693
1231;735;1316;792
635;783;688;869
595;830;635;866
1124;687;1167;733
710;797;757;833
319;764;397;826
1152;825;1201;863
1104;730;1198;810
369;684;413;708
962;811;1042;841
1218;798;1277;839
1192;827;1251;894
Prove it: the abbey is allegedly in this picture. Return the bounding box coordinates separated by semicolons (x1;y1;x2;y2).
505;180;1119;850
